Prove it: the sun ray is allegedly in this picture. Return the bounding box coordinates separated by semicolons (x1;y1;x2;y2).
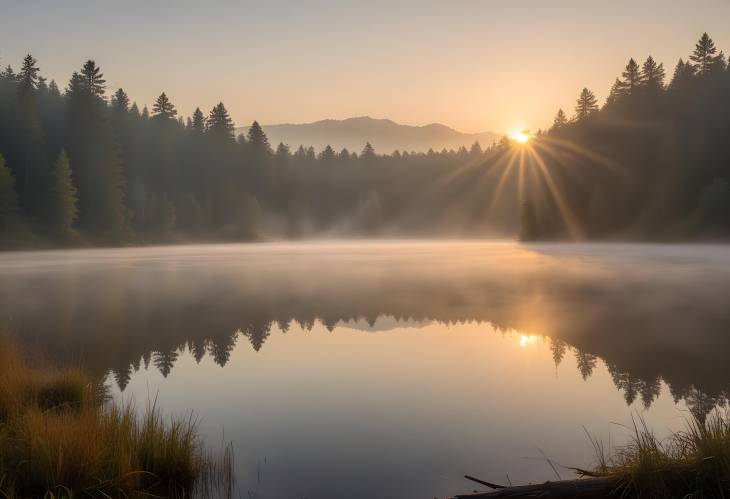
485;148;519;218
539;136;629;178
517;148;526;209
527;147;584;240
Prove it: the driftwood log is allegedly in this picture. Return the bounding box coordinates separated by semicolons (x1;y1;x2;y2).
451;477;616;498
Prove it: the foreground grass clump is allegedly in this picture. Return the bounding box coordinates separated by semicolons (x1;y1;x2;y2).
0;339;232;498
583;412;730;498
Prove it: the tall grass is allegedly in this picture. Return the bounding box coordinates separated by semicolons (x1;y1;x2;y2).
0;338;233;498
583;411;730;498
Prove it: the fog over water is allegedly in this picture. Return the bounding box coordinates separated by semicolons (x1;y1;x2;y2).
1;240;729;498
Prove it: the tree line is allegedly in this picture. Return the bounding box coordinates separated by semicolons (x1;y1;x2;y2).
3;32;729;246
521;33;730;240
0;57;506;247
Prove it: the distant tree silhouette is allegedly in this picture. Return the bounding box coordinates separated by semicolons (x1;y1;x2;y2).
17;54;40;94
111;88;130;112
574;88;598;119
79;60;106;97
361;142;376;159
191;107;205;133
552;109;568;129
690;33;722;76
641;56;665;90
606;78;626;106
247;120;270;151
620;58;642;93
319;144;336;161
207;102;234;140
152;92;177;120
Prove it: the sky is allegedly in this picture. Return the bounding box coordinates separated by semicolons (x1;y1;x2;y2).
1;0;729;134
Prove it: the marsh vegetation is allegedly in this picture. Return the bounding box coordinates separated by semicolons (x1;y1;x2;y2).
0;338;232;498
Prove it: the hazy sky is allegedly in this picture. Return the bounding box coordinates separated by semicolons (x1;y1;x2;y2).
1;0;729;134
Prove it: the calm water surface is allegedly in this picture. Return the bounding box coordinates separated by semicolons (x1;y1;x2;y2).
1;240;729;498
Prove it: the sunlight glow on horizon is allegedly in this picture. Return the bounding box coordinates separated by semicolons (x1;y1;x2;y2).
2;1;729;133
511;130;531;144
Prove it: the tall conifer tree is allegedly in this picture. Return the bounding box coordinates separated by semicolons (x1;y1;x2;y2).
48;149;78;234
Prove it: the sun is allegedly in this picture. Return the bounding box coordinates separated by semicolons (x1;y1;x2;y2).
511;130;531;144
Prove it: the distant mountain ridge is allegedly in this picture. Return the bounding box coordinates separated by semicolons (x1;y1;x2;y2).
236;116;499;154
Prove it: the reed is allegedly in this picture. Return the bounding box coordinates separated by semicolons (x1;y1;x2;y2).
0;338;233;498
583;411;730;498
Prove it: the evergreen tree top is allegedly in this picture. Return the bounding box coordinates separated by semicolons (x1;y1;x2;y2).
191;107;206;133
18;54;40;93
207;102;235;140
361;142;376;158
621;58;642;91
575;87;599;120
111;88;130;112
690;33;723;76
319;144;336;161
641;56;666;90
79;60;106;97
552;108;568;128
247;120;270;151
152;92;177;120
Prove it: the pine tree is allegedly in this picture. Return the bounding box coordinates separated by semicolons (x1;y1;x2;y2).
275;142;290;159
48;149;78;234
669;59;695;89
361;142;376;159
606;78;625;106
690;33;722;76
15;54;49;217
574;88;598;120
0;65;15;81
618;58;644;94
469;141;483;156
552;108;568;129
319;144;336;161
0;154;19;228
79;60;106;97
152;92;177;120
206;102;234;140
17;54;40;94
641;56;666;90
338;148;351;161
111;88;130;112
191;107;206;133
141;106;150;120
247;121;270;151
65;62;127;236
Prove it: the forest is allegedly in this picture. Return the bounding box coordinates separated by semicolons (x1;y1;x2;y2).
522;33;730;240
1;32;730;246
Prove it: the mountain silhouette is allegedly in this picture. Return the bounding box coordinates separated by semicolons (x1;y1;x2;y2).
236;116;499;153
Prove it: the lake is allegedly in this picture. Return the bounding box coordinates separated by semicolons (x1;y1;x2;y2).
1;240;729;498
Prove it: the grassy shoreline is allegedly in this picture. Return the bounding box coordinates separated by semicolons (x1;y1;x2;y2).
583;411;730;498
0;338;233;498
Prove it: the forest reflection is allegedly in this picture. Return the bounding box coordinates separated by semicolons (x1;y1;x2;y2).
1;242;728;423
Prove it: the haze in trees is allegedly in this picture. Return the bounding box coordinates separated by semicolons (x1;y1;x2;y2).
1;33;730;247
